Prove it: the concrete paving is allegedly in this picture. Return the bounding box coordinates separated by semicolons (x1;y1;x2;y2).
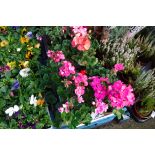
95;118;155;129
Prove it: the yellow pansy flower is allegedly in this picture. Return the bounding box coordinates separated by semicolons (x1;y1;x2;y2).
0;40;9;47
7;61;16;70
19;61;29;68
20;37;29;44
27;45;33;51
34;43;40;49
25;51;33;59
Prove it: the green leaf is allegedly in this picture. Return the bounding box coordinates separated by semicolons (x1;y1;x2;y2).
5;71;11;79
0;86;8;93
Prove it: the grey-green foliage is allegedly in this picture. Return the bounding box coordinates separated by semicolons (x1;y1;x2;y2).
134;69;155;99
136;34;155;58
99;39;142;70
109;26;128;41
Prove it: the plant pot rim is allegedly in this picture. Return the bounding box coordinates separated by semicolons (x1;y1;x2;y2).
133;100;152;119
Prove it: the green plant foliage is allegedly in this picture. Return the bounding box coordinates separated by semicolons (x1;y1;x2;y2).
134;69;155;99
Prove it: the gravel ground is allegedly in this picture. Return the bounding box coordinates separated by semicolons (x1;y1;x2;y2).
95;118;155;129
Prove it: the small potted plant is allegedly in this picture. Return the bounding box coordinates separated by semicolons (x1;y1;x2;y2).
129;69;155;122
132;97;155;121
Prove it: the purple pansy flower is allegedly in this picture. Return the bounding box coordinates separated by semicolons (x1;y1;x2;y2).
0;65;10;72
25;31;33;39
11;80;20;91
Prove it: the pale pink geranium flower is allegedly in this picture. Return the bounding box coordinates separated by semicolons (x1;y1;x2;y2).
58;101;70;113
72;26;87;36
58;107;64;113
75;86;85;103
114;63;124;72
92;100;108;114
77;96;84;103
75;86;85;97
47;50;65;63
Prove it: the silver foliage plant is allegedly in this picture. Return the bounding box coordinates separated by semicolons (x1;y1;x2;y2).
134;69;155;99
100;38;142;71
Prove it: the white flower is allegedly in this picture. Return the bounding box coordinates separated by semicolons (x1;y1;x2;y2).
5;105;20;117
14;105;20;112
151;111;155;118
30;95;37;106
17;48;21;52
19;68;30;77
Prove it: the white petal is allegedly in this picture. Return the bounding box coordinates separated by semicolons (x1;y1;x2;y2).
5;107;14;114
30;95;34;104
13;105;19;112
19;68;30;77
9;111;14;117
25;68;30;72
30;95;37;106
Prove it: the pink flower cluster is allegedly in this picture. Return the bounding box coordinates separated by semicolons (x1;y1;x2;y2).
47;50;65;63
58;101;70;113
74;73;88;87
75;86;85;103
72;26;87;37
71;35;91;51
92;100;108;114
89;76;108;101
108;80;135;109
114;63;124;72
73;73;88;103
71;26;91;51
59;61;75;77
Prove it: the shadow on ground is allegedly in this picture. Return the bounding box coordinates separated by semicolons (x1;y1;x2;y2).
95;118;155;129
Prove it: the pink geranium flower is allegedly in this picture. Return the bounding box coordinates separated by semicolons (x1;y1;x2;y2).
74;73;88;87
77;96;84;103
71;35;91;51
75;86;85;97
75;86;85;103
47;50;65;63
89;76;108;101
71;26;87;36
108;80;135;109
59;61;75;77
73;73;88;103
114;63;124;72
